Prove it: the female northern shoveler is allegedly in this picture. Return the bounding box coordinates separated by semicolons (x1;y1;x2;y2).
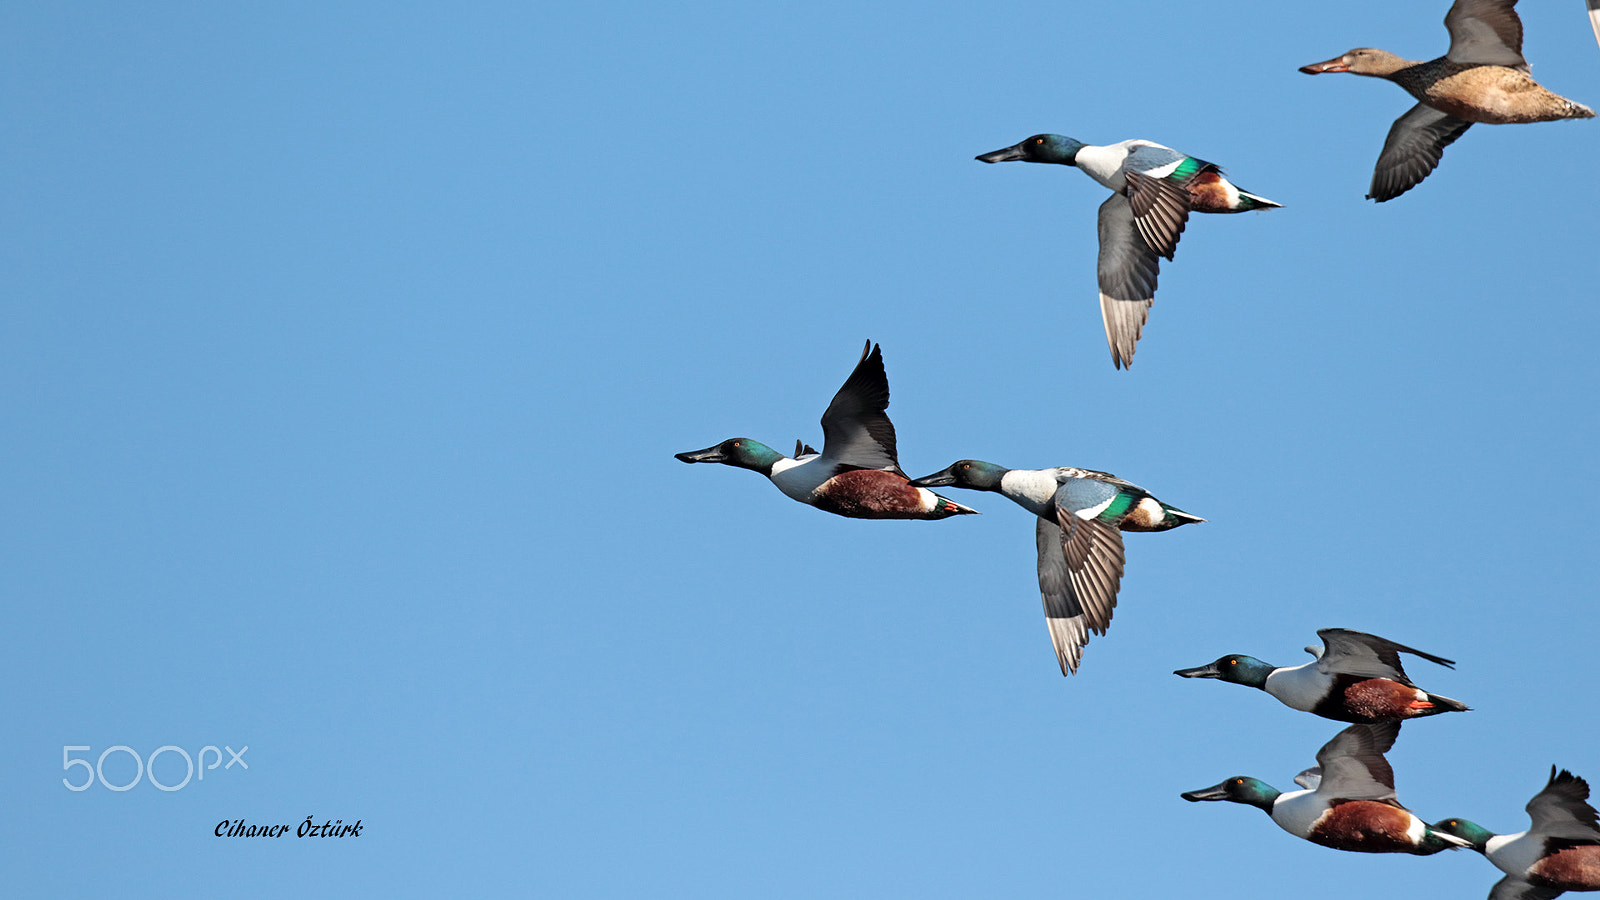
907;459;1201;674
1182;722;1471;855
975;134;1279;369
1300;0;1594;201
675;341;978;520
1174;627;1470;722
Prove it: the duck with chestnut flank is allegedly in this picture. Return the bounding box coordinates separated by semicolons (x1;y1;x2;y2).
675;342;978;520
1175;627;1470;722
1434;767;1600;900
976;134;1280;369
1182;722;1471;855
1300;0;1594;201
907;459;1201;674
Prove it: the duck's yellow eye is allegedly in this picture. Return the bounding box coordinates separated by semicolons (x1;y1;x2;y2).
1234;778;1244;785
1229;659;1237;666
733;441;741;447
1035;138;1044;144
962;464;970;470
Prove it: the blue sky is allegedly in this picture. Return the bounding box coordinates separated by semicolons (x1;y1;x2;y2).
4;1;1597;896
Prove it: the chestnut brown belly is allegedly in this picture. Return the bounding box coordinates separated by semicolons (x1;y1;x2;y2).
1309;802;1426;854
811;469;929;519
1331;677;1432;722
1530;843;1600;891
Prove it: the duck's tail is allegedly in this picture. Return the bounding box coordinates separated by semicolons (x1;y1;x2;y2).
1235;188;1282;210
1420;691;1471;714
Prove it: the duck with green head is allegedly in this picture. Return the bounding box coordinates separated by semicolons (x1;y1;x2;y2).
907;459;1200;674
676;341;978;520
976;133;1280;369
1433;767;1600;900
1175;627;1470;722
1183;721;1471;855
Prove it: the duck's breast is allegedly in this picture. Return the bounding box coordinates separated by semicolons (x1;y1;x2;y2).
1264;661;1331;713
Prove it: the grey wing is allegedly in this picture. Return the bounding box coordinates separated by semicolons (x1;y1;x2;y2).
1294;766;1324;791
1526;767;1600;841
1313;722;1401;802
1444;0;1527;67
1591;0;1600;53
1096;193;1161;369
1315;628;1457;684
1123;170;1192;261
818;340;902;472
1036;517;1093;675
1368;104;1473;202
1488;876;1564;900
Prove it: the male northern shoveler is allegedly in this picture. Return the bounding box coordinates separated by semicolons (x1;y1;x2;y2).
1182;721;1471;855
976;134;1279;369
675;341;979;520
1300;0;1594;201
1174;627;1470;722
1434;767;1600;900
906;459;1201;674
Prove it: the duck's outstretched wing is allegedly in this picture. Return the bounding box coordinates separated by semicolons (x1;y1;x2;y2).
1445;0;1527;68
1369;103;1473;202
818;340;902;473
1095;193;1161;369
1487;875;1563;900
1315;628;1457;685
1526;767;1600;842
1124;170;1193;261
1040;479;1128;672
1313;722;1401;802
1590;0;1600;53
1036;518;1104;675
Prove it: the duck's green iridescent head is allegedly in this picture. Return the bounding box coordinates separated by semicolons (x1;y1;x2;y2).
1181;776;1281;813
1428;817;1494;852
1173;654;1276;689
976;134;1085;166
674;438;785;474
907;459;1010;492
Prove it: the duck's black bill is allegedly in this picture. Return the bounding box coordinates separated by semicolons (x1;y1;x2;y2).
1180;782;1231;802
906;466;957;488
1173;662;1225;679
975;143;1027;163
674;445;726;464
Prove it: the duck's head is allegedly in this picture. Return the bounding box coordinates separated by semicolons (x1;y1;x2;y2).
907;459;1009;492
1428;817;1494;852
1299;48;1411;77
675;438;784;474
1173;654;1276;689
1182;776;1281;812
976;134;1085;166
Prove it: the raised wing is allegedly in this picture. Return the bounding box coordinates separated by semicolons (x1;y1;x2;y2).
1525;767;1600;842
1444;0;1527;68
1315;628;1457;685
818;340;901;472
1369;103;1473;202
1487;875;1564;900
1096;193;1161;369
1312;722;1401;802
